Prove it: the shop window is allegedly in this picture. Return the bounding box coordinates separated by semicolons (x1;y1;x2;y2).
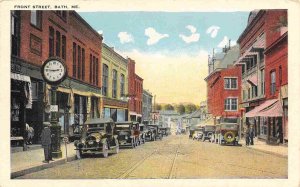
11;11;20;57
91;97;99;118
30;10;42;29
224;98;238;111
31;81;38;101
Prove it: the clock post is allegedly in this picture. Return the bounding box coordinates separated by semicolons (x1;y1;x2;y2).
41;57;67;159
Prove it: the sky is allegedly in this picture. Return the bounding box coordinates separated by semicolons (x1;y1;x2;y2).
79;11;250;105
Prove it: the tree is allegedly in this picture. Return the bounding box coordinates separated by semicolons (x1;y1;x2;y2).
155;104;162;111
185;103;197;114
176;104;185;114
164;104;174;111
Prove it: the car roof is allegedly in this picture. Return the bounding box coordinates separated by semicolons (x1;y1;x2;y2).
115;121;133;125
84;118;114;125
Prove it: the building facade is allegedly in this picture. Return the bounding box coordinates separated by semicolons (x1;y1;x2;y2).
101;43;129;122
205;45;242;123
235;10;287;144
10;10;103;149
142;90;153;124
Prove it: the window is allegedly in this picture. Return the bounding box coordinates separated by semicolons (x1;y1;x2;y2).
93;56;96;84
120;74;125;96
11;11;20;56
72;43;77;77
62;35;66;60
55;11;67;21
82;48;85;81
91;97;99;118
30;10;42;29
270;71;276;95
49;27;54;57
224;78;237;89
96;58;99;86
89;54;92;83
112;70;117;98
248;88;250;99
224;98;238;111
251;85;257;98
77;45;81;79
102;64;108;96
243;90;246;101
279;65;282;85
55;31;61;57
260;69;265;95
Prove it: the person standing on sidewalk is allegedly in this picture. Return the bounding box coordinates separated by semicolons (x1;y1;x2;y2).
245;126;250;146
249;125;255;145
41;122;53;163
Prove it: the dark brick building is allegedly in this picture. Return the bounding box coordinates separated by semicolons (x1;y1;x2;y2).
11;10;103;149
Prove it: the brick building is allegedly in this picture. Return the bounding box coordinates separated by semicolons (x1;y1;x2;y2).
10;10;103;149
235;10;287;144
205;45;241;123
127;58;143;122
142;89;153;124
101;43;129;121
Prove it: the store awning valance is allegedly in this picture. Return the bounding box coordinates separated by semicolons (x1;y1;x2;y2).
257;101;283;117
235;48;258;65
247;73;258;86
11;73;31;83
245;99;278;118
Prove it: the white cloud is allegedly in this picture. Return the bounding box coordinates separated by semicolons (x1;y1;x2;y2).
118;32;134;44
145;27;169;45
206;26;220;38
217;36;236;48
179;25;200;43
97;30;103;35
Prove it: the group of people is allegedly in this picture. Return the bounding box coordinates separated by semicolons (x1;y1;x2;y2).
245;125;255;146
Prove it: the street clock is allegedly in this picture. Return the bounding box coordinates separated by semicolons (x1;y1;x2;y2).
41;57;67;85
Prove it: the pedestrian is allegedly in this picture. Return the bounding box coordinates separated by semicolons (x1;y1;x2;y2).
249;125;255;145
27;124;34;145
41;122;53;163
245;126;250;146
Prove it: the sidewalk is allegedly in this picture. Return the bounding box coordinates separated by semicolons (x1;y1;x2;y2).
239;138;288;158
11;142;77;178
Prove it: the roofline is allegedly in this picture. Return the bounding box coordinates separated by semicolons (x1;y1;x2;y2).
102;43;128;63
204;69;222;81
135;74;143;81
264;32;287;54
71;11;103;41
237;10;266;43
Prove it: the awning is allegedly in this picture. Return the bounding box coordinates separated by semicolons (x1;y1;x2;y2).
11;73;31;82
250;38;265;52
258;101;283;117
247;73;258;86
234;46;258;65
245;99;278;117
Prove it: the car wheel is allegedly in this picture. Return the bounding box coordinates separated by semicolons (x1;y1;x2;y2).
114;139;120;154
102;141;109;158
76;150;82;159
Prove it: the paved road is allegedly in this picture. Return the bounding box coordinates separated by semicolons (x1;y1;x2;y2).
17;135;287;179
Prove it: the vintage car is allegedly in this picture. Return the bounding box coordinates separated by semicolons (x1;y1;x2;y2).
115;121;138;148
138;123;147;144
159;127;169;137
74;118;119;159
192;128;204;140
146;124;163;141
215;118;239;145
200;125;216;142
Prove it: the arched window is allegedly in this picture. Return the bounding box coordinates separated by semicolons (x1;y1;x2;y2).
102;64;108;96
120;74;125;96
112;70;117;98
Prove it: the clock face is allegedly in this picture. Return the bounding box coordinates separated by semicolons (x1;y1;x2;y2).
42;59;67;84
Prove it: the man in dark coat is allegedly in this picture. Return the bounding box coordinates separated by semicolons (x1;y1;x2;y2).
41;122;53;163
245;126;250;146
249;125;255;145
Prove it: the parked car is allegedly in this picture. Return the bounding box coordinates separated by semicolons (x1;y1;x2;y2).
159;127;169;137
115;121;137;148
215;118;239;145
74;118;119;159
147;124;163;140
145;125;156;141
138;123;147;144
192;128;204;140
132;122;143;145
200;125;216;142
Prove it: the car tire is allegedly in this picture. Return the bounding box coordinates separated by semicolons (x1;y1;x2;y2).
102;141;109;158
76;150;83;159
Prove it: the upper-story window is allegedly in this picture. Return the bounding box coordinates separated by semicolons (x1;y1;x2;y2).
30;10;42;29
224;98;238;111
49;27;66;60
11;11;20;57
55;11;67;21
270;70;276;95
260;69;265;96
102;64;108;96
72;42;85;81
120;74;125;97
112;70;117;98
56;31;61;57
224;78;237;89
49;27;54;57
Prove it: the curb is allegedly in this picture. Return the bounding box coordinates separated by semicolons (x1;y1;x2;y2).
11;155;77;179
244;146;288;159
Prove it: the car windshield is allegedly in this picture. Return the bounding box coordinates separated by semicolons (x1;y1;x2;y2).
221;118;238;123
220;124;238;129
205;126;215;131
86;123;105;131
115;124;130;131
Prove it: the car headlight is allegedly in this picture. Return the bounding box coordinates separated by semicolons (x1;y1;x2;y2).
81;138;86;144
125;136;128;140
96;138;100;143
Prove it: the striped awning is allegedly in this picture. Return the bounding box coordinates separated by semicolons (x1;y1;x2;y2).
11;73;31;82
258;101;283;117
245;99;278;118
247;73;258;86
235;48;258;64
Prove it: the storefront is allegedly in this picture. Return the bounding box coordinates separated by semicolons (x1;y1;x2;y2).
103;97;128;122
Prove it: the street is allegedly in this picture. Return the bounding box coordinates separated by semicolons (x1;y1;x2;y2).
17;134;287;179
